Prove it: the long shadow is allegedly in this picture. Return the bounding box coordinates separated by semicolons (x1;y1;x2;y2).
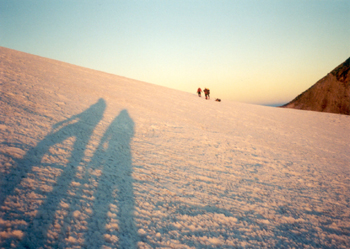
0;99;106;247
84;109;138;248
0;99;106;207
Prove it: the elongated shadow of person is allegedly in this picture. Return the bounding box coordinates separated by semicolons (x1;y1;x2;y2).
0;99;106;247
84;110;138;249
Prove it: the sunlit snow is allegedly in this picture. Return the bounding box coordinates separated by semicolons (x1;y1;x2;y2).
1;47;349;248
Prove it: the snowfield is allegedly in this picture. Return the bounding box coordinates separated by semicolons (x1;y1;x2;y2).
0;47;349;248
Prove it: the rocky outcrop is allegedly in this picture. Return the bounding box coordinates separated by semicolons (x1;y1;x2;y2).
282;57;350;115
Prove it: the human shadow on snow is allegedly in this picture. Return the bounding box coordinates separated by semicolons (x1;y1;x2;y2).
0;98;106;209
0;100;139;248
14;99;107;247
83;109;138;248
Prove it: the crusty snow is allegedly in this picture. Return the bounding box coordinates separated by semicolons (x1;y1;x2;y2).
0;47;349;248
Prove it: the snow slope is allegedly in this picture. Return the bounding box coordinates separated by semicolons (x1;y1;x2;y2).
1;46;349;248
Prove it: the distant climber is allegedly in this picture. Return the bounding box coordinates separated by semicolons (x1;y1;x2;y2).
204;88;210;99
197;87;202;97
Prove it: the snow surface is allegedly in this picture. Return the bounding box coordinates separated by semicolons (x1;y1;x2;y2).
0;46;349;248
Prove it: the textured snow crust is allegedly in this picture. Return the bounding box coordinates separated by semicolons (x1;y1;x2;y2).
1;47;349;248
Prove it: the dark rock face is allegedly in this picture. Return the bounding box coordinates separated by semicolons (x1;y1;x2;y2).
331;57;350;83
282;58;350;115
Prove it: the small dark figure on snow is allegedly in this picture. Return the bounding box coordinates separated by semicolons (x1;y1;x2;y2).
215;98;221;102
197;87;202;97
204;88;210;99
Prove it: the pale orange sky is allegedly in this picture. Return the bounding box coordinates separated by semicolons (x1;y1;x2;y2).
1;0;349;105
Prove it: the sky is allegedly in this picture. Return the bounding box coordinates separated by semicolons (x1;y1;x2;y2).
1;0;349;105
